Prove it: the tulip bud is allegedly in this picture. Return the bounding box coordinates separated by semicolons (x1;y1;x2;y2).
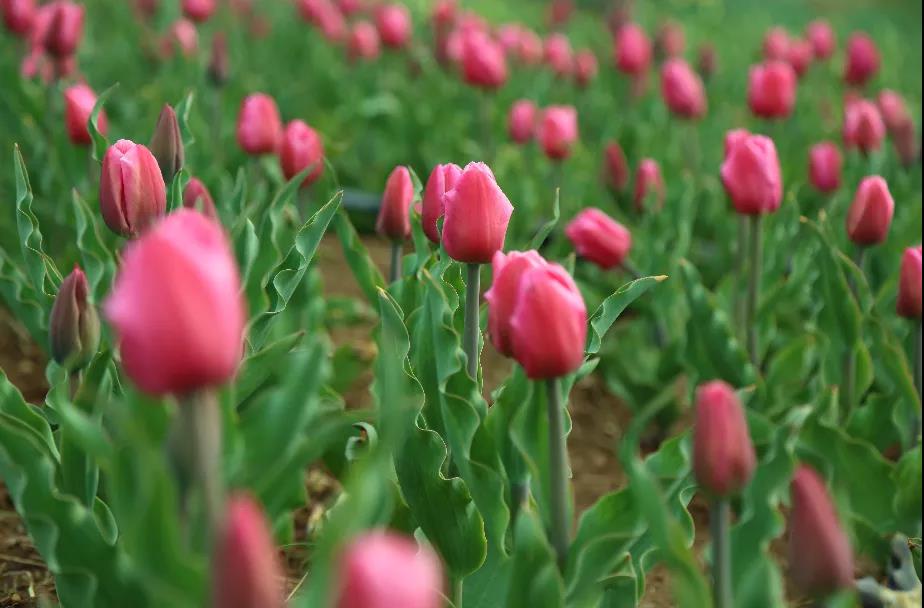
421;163;461;244
461;31;507;89
337;0;361;16
603;141;629;191
42;0;83;59
336;532;444;608
546;0;572;28
315;2;346;43
2;0;34;36
762;27;790;61
842;99;885;154
507;99;537;145
162;18;198;58
897;246;922;319
348;21;380;62
236;93;282;155
723;128;750;159
892;117;918;168
697;44;716;81
747;61;797;120
788;465;855;597
279;120;324;189
846;176;893;246
63;83;106;146
149;104;184;183
212;495;285;608
876;90;909;134
656;20;685;59
485;250;545;357
660;58;707;119
573;49;597;88
806;20;835;60
844;32;879;87
183;177;218;220
693;381;756;497
376;166;414;242
441;162;513;264
509;263;587;379
614;23;651;76
537;105;578;161
207;33;230;86
182;0;214;23
431;0;455;30
544;33;572;77
721;134;782;216
808;142;842;194
375;3;411;49
786;38;813;79
104;209;246;395
100;140;167;237
49;266;100;372
633;158;665;212
565;208;632;270
516;28;543;65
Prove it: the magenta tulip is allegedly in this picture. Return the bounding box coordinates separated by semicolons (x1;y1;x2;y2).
537;105;578;161
573;49;597;88
720;134;782;215
461;30;507;89
603;141;629;191
441;162;513;263
614;23;651;76
2;0;34;36
507;99;537;145
806;20;835;60
808;142;842;194
183;178;219;220
723;128;750;159
544;33;572;77
516;28;543;65
846;176;893;245
660;58;707;119
844;32;879;86
100;140;167;237
348;21;380;61
279;120;324;188
786;38;813;78
42;0;83;58
376;166;414;241
64;83;105;146
236;93;282;155
181;0;214;22
842;99;885;154
565;208;632;270
693;380;756;497
485;250;546;357
877;90;910;134
633;158;665;212
375;3;410;49
762;26;790;61
162;18;198;58
897;246;923;319
421;163;462;245
747;61;797;119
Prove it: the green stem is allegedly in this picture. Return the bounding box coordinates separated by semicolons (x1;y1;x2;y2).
178;390;224;545
389;241;403;284
480;91;494;161
546;377;570;571
453;577;463;608
745;215;762;367
844;247;866;417
848;246;866;298
734;216;748;340
914;321;922;447
710;499;733;608
463;263;481;380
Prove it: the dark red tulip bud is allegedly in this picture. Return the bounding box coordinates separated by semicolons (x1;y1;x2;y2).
207;33;230;87
49;266;100;372
2;0;35;36
633;158;664;212
897;246;922;319
183;177;218;220
693;381;756;497
844;32;879;87
603;141;629;191
843;99;885;154
149;104;184;182
42;0;83;59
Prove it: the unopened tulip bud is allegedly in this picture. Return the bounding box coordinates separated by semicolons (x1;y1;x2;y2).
100;140;167;237
2;0;35;36
207;33;230;86
431;0;455;30
786;38;813;79
808;142;842;194
508;99;537;145
64;83;106;146
376;166;414;242
721;134;782;215
461;31;507;89
162;18;198;58
806;20;835;60
485;250;545;357
375;3;411;49
546;0;572;28
544;33;572;77
633;158;665;212
236;93;282;155
693;381;756;497
844;32;879;87
789;465;855;597
212;495;285;608
897;246;922;319
877;90;909;134
843;99;885;154
348;21;380;62
660;58;707;119
105;210;246;395
537;105;578;161
441;162;513;263
509;263;587;379
279;120;324;189
42;0;83;58
565;208;632;270
315;2;346;43
337;0;361;16
149;104;184;182
421;163;461;244
182;0;214;22
614;23;651;76
846;176;893;245
183;177;218;220
49;266;100;372
697;44;716;81
517;28;543;65
747;61;797;119
603;141;629;191
892;117;918;168
656;20;684;59
762;27;790;61
723;128;750;159
336;532;444;608
573;49;597;87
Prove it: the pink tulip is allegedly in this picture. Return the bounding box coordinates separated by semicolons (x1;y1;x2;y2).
808;142;842;194
806;20;835;59
877;90;910;134
693;380;756;497
633;158;664;212
544;33;572;77
315;2;346;43
441;162;513;264
720;134;782;215
212;495;285;608
507;99;537;144
614;23;651;76
656;20;684;58
844;32;879;86
546;0;572;28
348;21;380;61
27;1;51;46
660;58;707;119
897;246;923;319
337;0;361;15
421;163;462;244
603;141;629;191
846;176;893;245
516;28;543;65
565;208;632;270
207;32;229;85
509;262;587;379
461;30;507;89
430;0;456;30
485;250;546;357
697;44;717;80
789;466;855;597
181;0;214;22
279;120;324;189
42;0;83;58
64;83;105;146
496;23;521;54
236;93;282;155
375;3;410;49
892;117;918;168
376;166;414;241
842;99;885;154
2;0;34;36
183;177;219;220
762;26;790;61
336;532;444;608
537;105;578;161
786;38;813;78
296;0;328;23
747;61;797;119
99;140;167;237
162;18;198;58
723;128;750;159
573;49;597;87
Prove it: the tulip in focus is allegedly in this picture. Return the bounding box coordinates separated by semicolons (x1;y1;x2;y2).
656;20;684;58
42;0;83;59
614;23;651;76
660;58;707;119
603;141;629;191
762;26;789;61
181;0;214;23
236;93;282;155
544;33;572;77
877;90;910;134
897;246;923;319
100;140;167;237
846;176;893;246
693;380;756;497
183;178;219;220
507;99;537;145
485;250;545;357
2;0;35;36
573;50;597;88
844;32;879;87
105;209;246;396
49;266;100;372
441;162;513;264
806;20;835;59
149;104;184;182
633;158;664;212
212;495;285;608
565;208;632;270
788;466;855;598
842;99;885;154
786;38;813;79
421;163;461;244
537;106;578;161
747;61;797;120
348;21;380;62
720;134;783;215
376;166;415;242
279;120;324;188
808;142;842;194
375;3;411;49
461;30;507;89
336;532;444;608
64;83;106;146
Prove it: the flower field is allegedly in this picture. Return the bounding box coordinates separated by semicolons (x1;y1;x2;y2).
0;0;921;607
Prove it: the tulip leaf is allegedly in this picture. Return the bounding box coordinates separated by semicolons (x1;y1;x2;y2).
586;275;667;355
333;209;386;306
528;186;561;250
506;506;564;608
174;90;196;151
88;83;118;163
72;189;116;301
14;144;61;304
166;168;189;212
0;247;47;344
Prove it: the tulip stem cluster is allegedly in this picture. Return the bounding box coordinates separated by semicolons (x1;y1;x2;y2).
389;241;403;284
745;215;763;367
463;263;481;379
710;498;733;608
545;377;570;571
178;390;224;543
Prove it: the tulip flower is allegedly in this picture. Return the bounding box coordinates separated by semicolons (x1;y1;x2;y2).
42;0;83;59
546;0;572;28
897;246;922;320
99;140;167;237
336;532;444;608
461;30;507;89
808;142;842;194
786;38;813;78
507;99;537;145
348;21;380;62
421;163;461;245
516;28;543;65
697;44;716;81
806;20;835;59
573;49;597;88
496;24;522;54
485;250;546;357
846;176;893;246
315;2;346;43
337;0;361;15
162;18;198;58
565;208;632;270
207;32;230;86
789;466;855;598
613;23;651;76
377;166;415;282
892;117;918;168
656;20;684;58
430;0;455;30
747;61;797;119
278;119;324;188
2;0;34;36
660;58;707;119
723;128;750;159
236;93;282;155
720;134;782;216
762;27;789;61
375;3;410;49
104;209;246;396
440;162;513;265
181;0;214;22
633;158;664;212
537;106;578;161
183;177;219;220
877;90;910;134
843;99;885;154
63;83;106;146
149;104;184;182
844;32;879;87
544;33;572;77
213;495;285;608
603;141;629;191
49;266;100;372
